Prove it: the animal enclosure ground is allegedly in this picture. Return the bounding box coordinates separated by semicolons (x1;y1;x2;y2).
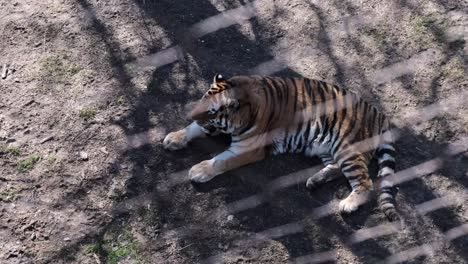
0;0;467;263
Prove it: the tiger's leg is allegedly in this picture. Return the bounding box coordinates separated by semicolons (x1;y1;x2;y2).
306;155;342;189
189;143;265;183
336;152;373;213
163;121;210;151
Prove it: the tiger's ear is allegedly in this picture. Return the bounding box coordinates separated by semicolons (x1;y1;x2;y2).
213;74;226;84
206;74;229;96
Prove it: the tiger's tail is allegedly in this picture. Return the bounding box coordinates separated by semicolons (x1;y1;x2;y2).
376;128;399;221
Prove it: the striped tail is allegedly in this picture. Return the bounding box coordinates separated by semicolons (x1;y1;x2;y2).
376;141;399;221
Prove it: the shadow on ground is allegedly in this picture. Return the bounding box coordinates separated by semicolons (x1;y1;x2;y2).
43;0;467;263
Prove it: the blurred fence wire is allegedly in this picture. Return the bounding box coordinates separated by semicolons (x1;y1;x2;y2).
119;1;468;263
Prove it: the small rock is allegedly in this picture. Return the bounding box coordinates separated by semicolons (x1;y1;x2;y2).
40;136;54;144
1;64;8;79
99;147;109;154
23;100;35;107
79;151;88;161
34;42;42;48
6;251;18;259
6;138;15;143
63;237;71;242
227;215;234;221
0;131;7;140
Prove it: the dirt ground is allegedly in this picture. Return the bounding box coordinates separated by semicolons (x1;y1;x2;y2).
0;0;467;263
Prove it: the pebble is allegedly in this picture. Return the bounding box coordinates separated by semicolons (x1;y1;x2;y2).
63;237;71;242
40;136;54;144
79;151;88;161
99;147;109;154
1;64;8;79
227;215;234;221
23;100;35;107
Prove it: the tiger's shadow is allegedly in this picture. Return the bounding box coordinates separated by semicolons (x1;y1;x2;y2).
185;133;390;259
181;124;468;261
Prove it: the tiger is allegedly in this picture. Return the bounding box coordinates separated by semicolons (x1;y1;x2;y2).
163;74;398;220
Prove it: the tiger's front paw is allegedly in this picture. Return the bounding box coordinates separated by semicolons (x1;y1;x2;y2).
189;160;217;183
339;190;370;213
163;130;188;151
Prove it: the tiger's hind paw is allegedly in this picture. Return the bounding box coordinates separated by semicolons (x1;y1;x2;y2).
339;190;370;213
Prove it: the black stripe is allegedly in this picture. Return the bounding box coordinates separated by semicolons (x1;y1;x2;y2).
377;114;384;134
304;79;311;100
377;148;396;158
326;89;339;143
291;78;299;117
305;79;316;124
318;117;329;143
346;174;361;181
342;164;363;173
287;133;293;152
283;129;289;151
379;160;396;170
297;134;304;151
332;98;357;154
309;124;320;145
316;81;326;103
331;93;348;150
369;106;378;133
362;100;370;115
380;197;395;204
336;151;359;166
265;79;277;128
303;119;311;147
380;188;394;195
276;78;285;116
359;102;369;140
263;78;270;107
317;82;330;143
282;81;289;147
334;84;346;95
308;79;316;105
301;79;306;110
293;122;304;147
318;81;328;94
379;198;394;204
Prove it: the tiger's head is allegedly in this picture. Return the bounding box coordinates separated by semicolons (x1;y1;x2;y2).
189;74;258;135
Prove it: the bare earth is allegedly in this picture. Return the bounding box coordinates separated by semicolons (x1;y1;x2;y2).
0;0;467;263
